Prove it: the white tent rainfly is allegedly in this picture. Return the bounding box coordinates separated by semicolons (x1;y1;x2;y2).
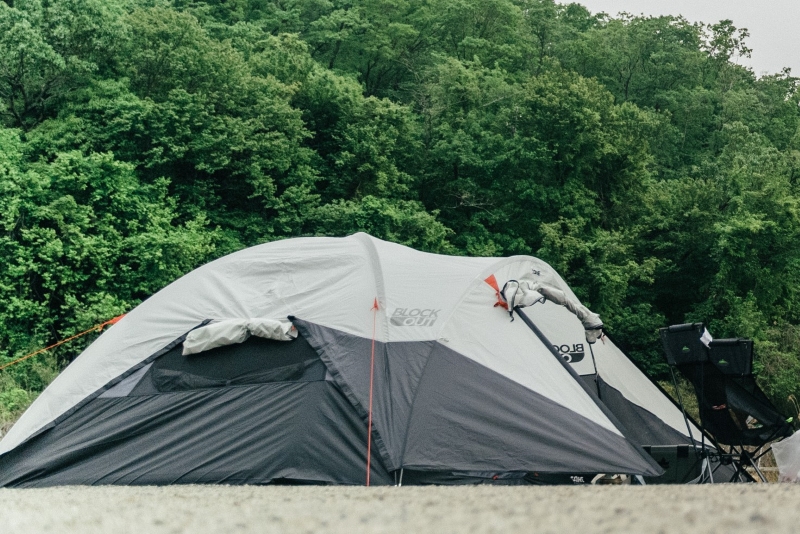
0;233;700;486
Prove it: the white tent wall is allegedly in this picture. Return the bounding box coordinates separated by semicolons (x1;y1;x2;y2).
0;235;561;456
439;262;621;435
359;234;498;342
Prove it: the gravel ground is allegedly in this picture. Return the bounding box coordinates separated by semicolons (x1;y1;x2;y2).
2;484;800;534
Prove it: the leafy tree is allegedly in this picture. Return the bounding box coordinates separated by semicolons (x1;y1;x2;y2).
311;195;455;253
0;126;216;377
3;0;800;421
0;0;126;129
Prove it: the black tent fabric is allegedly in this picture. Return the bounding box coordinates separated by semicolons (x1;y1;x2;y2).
400;342;660;475
0;381;392;487
0;322;662;486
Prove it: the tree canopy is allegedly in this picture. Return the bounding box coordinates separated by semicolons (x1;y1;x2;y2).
2;0;800;423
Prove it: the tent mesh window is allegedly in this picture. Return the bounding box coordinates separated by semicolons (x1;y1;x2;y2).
128;334;326;395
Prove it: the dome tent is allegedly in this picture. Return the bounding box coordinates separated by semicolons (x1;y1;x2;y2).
0;233;670;486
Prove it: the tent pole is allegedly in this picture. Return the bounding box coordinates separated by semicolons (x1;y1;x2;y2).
669;365;717;484
669;366;701;454
699;361;708;482
588;342;600;397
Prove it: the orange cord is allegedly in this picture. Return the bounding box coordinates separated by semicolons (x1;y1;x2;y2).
366;298;379;486
0;315;125;372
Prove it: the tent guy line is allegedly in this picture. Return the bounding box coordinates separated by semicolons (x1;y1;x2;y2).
0;315;126;373
367;297;379;486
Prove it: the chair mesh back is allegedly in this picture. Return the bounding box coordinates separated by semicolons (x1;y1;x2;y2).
708;339;752;376
659;323;707;365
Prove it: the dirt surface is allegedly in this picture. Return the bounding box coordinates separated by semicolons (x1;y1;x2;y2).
3;484;800;534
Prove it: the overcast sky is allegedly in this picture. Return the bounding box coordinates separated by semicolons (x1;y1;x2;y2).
574;0;800;76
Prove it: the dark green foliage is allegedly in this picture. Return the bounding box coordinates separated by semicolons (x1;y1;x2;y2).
0;0;126;130
0;128;216;361
1;0;800;422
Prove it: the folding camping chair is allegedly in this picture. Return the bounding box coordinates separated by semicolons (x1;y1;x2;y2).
660;323;793;483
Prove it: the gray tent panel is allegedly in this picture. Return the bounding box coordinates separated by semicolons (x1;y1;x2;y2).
296;320;661;477
293;318;434;472
582;375;693;446
401;342;663;476
0;382;391;487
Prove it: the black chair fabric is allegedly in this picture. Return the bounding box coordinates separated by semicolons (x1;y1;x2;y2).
660;325;791;447
708;339;752;376
660;323;708;365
